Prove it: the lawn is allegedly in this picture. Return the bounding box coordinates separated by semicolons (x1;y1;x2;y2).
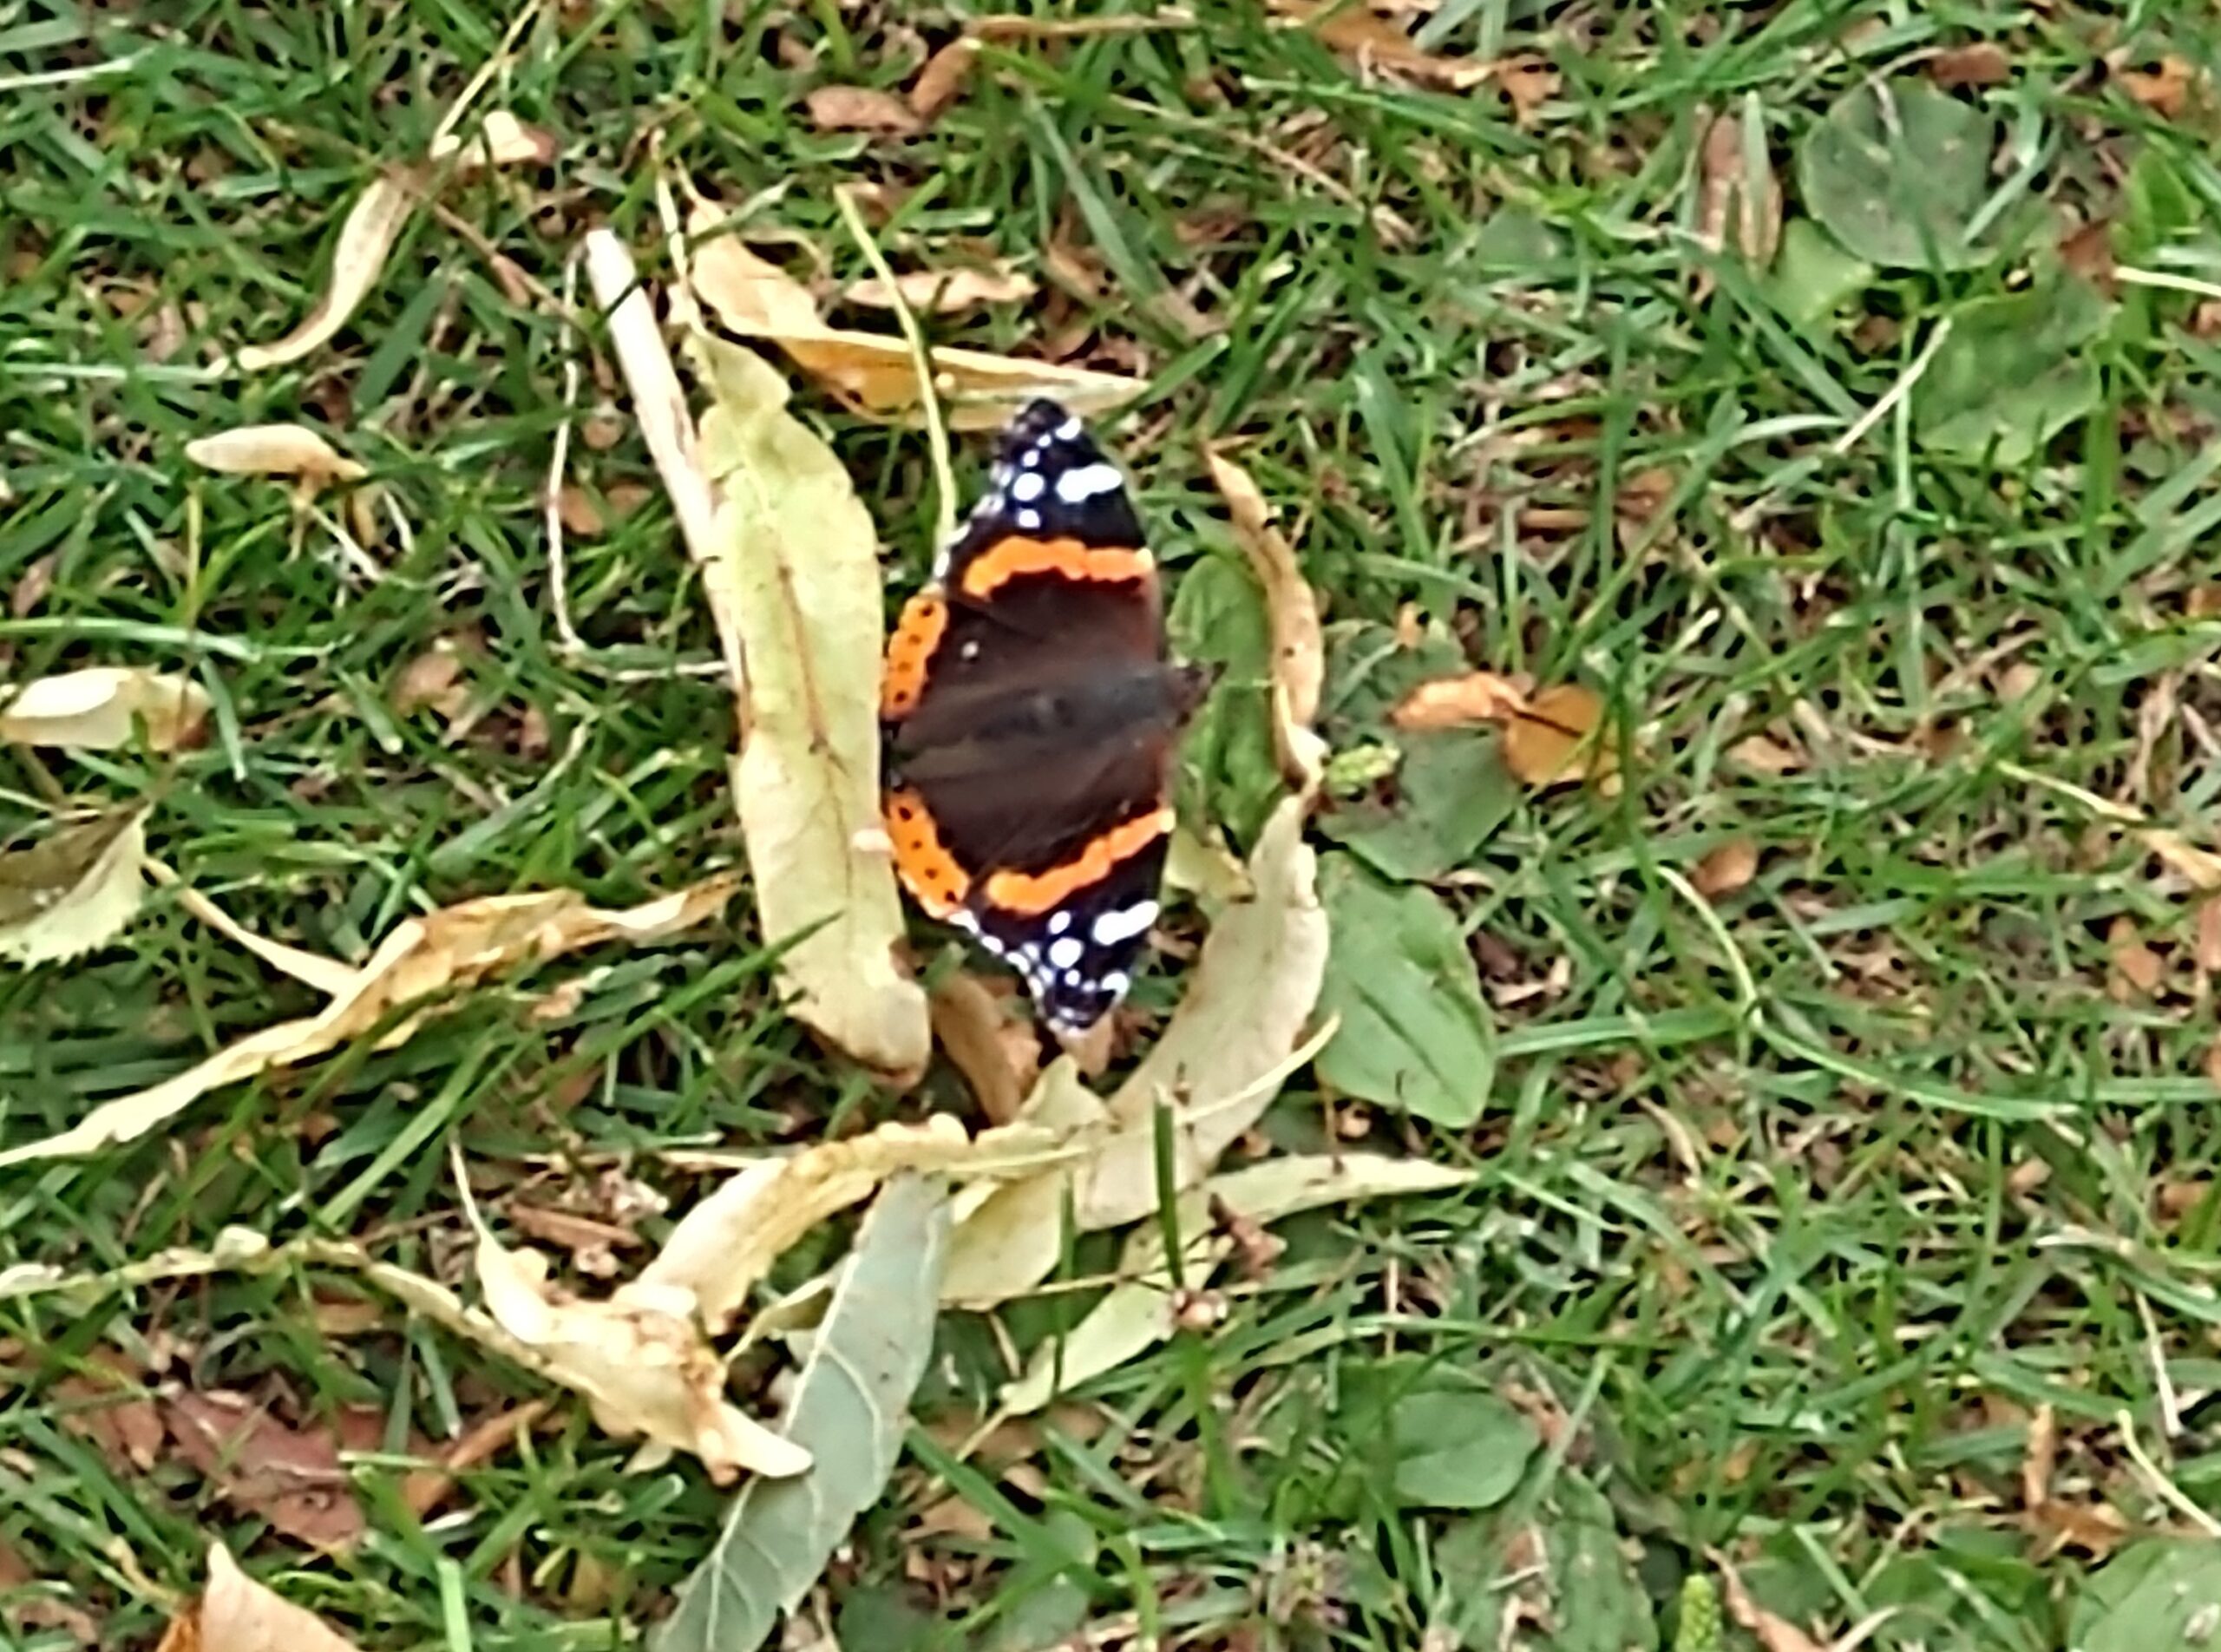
5;2;2221;1649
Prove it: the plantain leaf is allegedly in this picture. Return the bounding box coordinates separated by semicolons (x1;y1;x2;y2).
653;1173;952;1652
1797;82;1995;272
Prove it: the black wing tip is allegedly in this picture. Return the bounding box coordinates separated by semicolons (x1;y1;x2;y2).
999;398;1084;460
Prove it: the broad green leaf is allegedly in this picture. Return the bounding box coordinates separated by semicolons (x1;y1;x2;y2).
694;338;929;1077
1432;1474;1659;1652
1392;1386;1537;1509
1766;218;1874;329
0;810;147;967
1912;273;2112;465
1314;855;1495;1125
654;1174;952;1652
2068;1539;2221;1652
1169;554;1283;846
1797;82;1995;271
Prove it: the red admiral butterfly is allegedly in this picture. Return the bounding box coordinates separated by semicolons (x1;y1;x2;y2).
880;400;1209;1034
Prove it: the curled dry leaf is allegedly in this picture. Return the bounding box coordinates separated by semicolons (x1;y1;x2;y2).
1003;1154;1475;1413
940;1060;1110;1308
2143;829;2221;891
1075;790;1331;1229
842;266;1038;315
1389;671;1530;731
475;1226;806;1484
1204;449;1325;783
693;338;930;1075
0;874;739;1168
428;109;557;173
927;970;1042;1124
804;85;923;135
0;667;210;751
234;174;414;371
0;811;147;967
1695;100;1782;282
1274;0;1490;88
1503;683;1612;788
1928;43;2011;87
162;1391;364;1552
179;1544;365;1652
687;198;1141;429
2114;55;2200;118
185;423;367;486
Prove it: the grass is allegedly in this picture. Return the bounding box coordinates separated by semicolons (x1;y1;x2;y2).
7;0;2221;1648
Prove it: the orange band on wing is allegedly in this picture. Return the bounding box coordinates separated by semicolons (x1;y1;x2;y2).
884;787;970;918
981;807;1173;917
960;536;1152;599
881;592;948;719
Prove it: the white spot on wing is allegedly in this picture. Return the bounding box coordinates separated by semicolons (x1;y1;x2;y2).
1010;469;1045;502
1100;969;1130;999
1047;934;1084;970
1056;416;1082;440
1091;900;1159;947
1052;462;1122;504
1048;910;1071;936
1016;508;1041;529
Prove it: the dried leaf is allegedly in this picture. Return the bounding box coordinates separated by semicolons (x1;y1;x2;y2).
0;666;210;751
928;971;1042;1124
907;37;982;120
2196;897;2221;974
0;811;147;967
185;423;367;485
427;110;556;172
2143;829;2221;891
1494;54;1562;125
1503;683;1611;788
235;174;414;371
654;1176;951;1652
2107;916;2163;998
842;266;1037;314
1204;449;1325;783
1075;790;1331;1229
940;1060;1111;1308
0;875;738;1167
475;1225;804;1484
805;85;922;135
693;337;929;1074
1728;732;1805;776
1691;837;1759;899
1005;1154;1474;1412
2116;56;2199;118
1711;1554;1828;1652
0;1541;97;1646
54;1350;164;1473
163;1392;364;1551
687;198;1140;429
1275;0;1490;88
188;1544;365;1652
1928;43;2012;87
1390;672;1530;731
2021;1401;2057;1511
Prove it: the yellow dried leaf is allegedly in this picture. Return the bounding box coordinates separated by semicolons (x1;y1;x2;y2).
693;337;929;1073
907;36;982;120
687;198;1141;429
234;174;414;371
191;1544;365;1652
1728;732;1805;775
842;266;1038;314
940;1061;1112;1307
1274;0;1491;88
2116;55;2200;118
1691;836;1759;899
1389;671;1530;731
1204;449;1325;782
0;667;210;751
475;1227;805;1484
0;875;739;1168
186;423;366;485
0;812;147;967
428;109;556;173
1503;682;1611;787
2143;828;2221;891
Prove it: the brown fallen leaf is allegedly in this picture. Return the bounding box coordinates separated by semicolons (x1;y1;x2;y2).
691;337;930;1074
1695;101;1781;287
162;1391;365;1552
1389;671;1530;731
0;667;210;751
391;642;469;718
2108;915;2164;998
805;85;922;135
1210;1192;1286;1279
2021;1400;2056;1512
0;1540;99;1647
235;174;414;371
1493;53;1562;126
842;266;1038;314
2196;896;2221;973
0;810;148;967
1273;0;1490;88
2143;828;2221;891
928;970;1043;1125
1728;732;1805;776
0;874;740;1168
686;197;1141;429
2115;55;2200;118
908;36;982;120
428;109;557;173
1692;837;1760;899
54;1349;164;1473
172;1544;365;1652
1503;683;1612;788
1204;449;1324;781
185;424;367;486
1710;1550;1895;1652
1928;42;2012;87
399;1398;552;1518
